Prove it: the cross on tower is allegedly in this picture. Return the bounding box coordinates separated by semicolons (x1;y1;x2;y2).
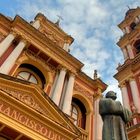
55;15;63;26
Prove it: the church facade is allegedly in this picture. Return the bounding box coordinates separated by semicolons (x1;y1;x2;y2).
114;7;140;140
0;13;107;140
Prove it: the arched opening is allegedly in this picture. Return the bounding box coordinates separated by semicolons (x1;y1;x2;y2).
71;98;86;129
134;40;140;54
130;22;136;30
16;64;46;88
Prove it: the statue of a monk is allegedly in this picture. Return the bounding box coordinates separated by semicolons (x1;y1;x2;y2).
99;91;132;140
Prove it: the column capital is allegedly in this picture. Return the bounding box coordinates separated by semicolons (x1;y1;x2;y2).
20;39;27;44
119;82;126;88
129;77;135;82
69;72;75;77
57;66;67;72
9;31;17;37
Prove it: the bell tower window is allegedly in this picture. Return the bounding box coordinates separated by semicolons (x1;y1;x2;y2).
130;22;136;30
134;40;140;54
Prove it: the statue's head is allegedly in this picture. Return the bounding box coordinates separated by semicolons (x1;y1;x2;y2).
105;91;117;100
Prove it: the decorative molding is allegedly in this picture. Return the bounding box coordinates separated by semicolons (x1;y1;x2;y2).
74;83;93;103
0;86;47;116
42;29;64;48
25;50;56;72
0;100;68;140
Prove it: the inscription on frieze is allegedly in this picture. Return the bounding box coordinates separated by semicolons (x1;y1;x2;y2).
0;87;47;116
0;100;67;140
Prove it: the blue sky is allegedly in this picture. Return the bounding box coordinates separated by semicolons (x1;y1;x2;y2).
1;0;140;101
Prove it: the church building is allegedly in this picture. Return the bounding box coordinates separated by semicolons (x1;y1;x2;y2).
0;13;107;140
114;7;140;140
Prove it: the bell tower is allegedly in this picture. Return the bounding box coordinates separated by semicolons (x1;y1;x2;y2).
114;7;140;139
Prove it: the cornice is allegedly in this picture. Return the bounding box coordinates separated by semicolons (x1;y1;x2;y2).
35;13;74;45
118;7;140;29
117;27;140;47
0;14;12;34
114;54;140;81
10;15;83;73
76;71;107;93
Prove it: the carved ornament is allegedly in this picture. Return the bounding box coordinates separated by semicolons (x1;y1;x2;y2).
0;86;48;116
74;83;93;103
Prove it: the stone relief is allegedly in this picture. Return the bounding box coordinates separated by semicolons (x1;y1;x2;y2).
74;83;93;103
42;29;63;47
0;86;47;116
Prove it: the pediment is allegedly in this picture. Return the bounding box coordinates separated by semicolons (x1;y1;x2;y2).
0;74;81;137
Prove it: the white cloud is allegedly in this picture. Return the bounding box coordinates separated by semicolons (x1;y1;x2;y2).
5;0;140;103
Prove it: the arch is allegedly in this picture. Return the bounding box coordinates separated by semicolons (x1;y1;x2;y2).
71;97;86;129
15;55;54;84
18;64;46;88
72;92;93;131
73;92;93;113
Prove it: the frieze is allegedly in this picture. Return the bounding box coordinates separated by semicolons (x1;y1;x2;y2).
25;50;56;72
0;100;67;140
0;87;47;116
74;83;93;103
42;29;63;47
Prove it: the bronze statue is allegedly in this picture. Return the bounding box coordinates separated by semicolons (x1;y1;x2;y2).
99;91;132;140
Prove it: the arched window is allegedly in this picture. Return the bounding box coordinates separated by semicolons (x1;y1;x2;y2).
71;104;79;125
15;64;46;88
71;98;86;129
134;40;140;54
17;71;38;84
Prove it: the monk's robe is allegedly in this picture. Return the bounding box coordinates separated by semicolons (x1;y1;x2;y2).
99;98;132;140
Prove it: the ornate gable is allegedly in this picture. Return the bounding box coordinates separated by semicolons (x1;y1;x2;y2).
0;74;81;140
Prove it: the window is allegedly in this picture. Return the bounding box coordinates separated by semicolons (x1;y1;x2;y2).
17;71;38;84
130;22;136;30
71;104;79;125
15;64;46;88
134;40;140;54
71;98;86;129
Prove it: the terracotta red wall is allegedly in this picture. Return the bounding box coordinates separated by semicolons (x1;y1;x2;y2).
135;74;140;97
126;81;133;104
0;44;15;66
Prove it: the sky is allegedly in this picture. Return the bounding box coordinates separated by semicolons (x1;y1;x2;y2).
0;0;140;101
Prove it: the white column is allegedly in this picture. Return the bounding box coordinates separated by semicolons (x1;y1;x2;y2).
129;78;140;113
63;43;69;52
0;40;26;74
50;72;59;98
52;68;67;106
0;33;15;57
31;20;40;29
126;44;134;59
135;17;139;24
125;26;130;33
62;73;75;115
122;28;126;34
94;98;103;140
122;47;128;60
120;84;130;110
